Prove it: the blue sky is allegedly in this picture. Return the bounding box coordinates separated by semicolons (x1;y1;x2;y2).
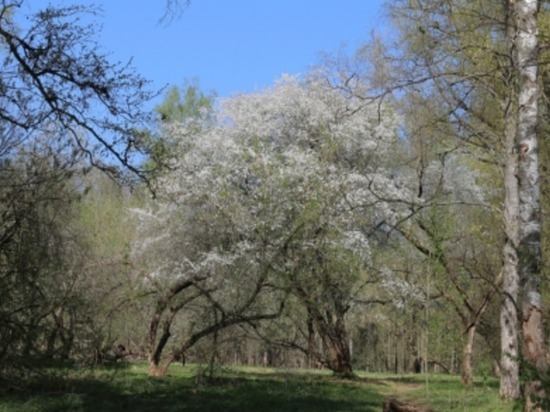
25;1;387;104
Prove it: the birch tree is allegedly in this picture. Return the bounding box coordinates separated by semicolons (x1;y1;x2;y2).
380;0;539;395
500;1;522;398
512;0;548;408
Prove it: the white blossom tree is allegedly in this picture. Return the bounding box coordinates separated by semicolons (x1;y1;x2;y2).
132;73;405;377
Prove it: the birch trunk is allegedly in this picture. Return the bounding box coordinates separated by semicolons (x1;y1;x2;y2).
513;0;548;408
500;162;521;399
500;7;520;396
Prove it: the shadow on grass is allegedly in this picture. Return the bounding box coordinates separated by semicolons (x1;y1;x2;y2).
371;373;500;389
3;369;386;412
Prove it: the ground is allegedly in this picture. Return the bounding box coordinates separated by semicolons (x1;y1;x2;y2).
0;363;518;412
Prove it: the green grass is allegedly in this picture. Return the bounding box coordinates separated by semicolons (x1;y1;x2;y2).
0;363;520;412
368;373;519;412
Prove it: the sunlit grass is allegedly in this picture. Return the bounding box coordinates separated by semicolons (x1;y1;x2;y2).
361;372;519;412
0;363;520;412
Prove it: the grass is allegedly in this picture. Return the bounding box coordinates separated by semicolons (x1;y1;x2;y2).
370;373;519;411
0;363;520;412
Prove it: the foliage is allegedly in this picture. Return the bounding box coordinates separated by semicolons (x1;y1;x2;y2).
156;80;215;124
376;0;539;396
0;0;157;387
143;81;217;178
68;172;144;363
0;146;84;375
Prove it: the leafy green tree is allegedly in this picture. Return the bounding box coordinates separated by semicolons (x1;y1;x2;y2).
156;80;215;124
70;171;144;363
0;0;157;386
341;7;506;384
378;0;538;396
380;1;548;404
0;141;84;375
140;81;216;175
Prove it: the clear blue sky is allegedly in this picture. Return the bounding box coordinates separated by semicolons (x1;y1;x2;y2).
25;1;387;103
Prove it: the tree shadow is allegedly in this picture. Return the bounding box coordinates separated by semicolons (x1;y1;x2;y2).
5;369;387;412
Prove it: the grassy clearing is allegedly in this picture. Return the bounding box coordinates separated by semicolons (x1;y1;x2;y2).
366;372;519;411
0;363;519;412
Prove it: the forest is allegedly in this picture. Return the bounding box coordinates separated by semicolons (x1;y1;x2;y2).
0;0;549;411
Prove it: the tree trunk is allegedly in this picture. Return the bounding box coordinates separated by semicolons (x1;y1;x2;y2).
461;325;476;386
500;236;521;398
513;0;548;408
306;313;316;369
323;335;353;377
318;314;353;377
148;353;174;377
147;303;176;377
500;14;521;393
294;285;353;377
45;328;58;359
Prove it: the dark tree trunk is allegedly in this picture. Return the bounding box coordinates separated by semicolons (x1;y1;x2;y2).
305;301;353;377
306;313;316;369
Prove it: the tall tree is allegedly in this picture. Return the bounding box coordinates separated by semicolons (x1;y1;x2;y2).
0;0;156;386
512;0;548;408
380;0;539;395
0;142;85;373
134;74;402;377
500;0;522;399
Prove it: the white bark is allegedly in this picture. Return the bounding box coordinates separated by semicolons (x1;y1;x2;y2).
513;0;547;408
